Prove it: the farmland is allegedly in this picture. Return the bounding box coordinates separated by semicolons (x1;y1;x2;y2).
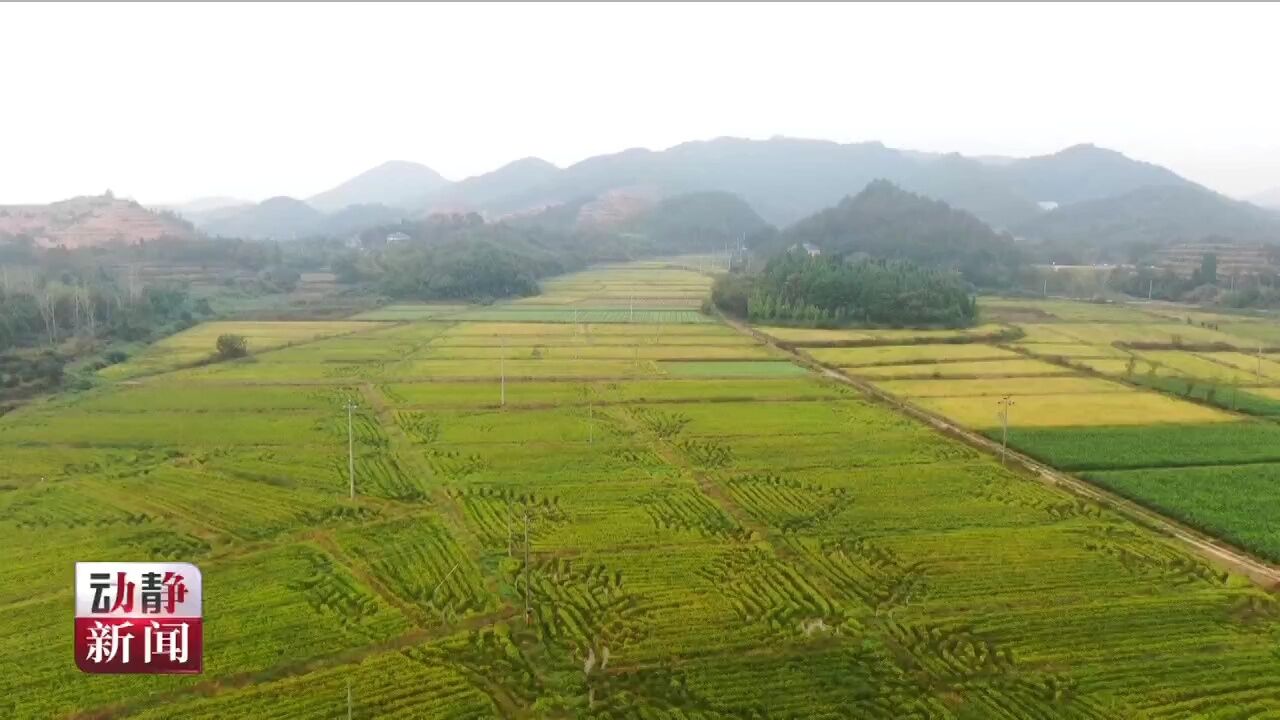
805;294;1280;567
2;264;1279;718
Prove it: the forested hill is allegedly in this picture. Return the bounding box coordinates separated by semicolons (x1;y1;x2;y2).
1016;184;1280;250
758;180;1023;287
618;192;768;250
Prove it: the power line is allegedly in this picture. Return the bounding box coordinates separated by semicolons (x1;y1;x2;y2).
997;395;1015;465
344;398;358;499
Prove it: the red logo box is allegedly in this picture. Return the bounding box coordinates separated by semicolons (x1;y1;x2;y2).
74;562;203;674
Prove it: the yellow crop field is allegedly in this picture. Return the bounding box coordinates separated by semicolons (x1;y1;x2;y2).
1047;322;1245;346
916;391;1235;428
1200;351;1280;381
1135;351;1260;383
1071;358;1140;376
757;323;1008;345
980;298;1164;323
1013;342;1129;359
424;343;775;361
806;343;1019;366
1246;387;1280;401
876;376;1134;398
851;358;1071;379
101;320;382;379
443;322;732;337
1013;324;1084;343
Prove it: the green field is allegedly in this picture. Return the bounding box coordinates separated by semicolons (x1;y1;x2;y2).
1085;464;1280;563
2;265;1279;718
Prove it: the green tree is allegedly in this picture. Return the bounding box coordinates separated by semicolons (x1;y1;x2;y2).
215;333;248;359
1195;253;1218;285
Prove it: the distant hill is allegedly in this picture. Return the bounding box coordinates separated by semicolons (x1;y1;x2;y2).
620;191;767;250
456;137;1197;230
1250;187;1280;210
308;160;450;212
157;196;254;227
316;203;407;237
767;180;1023;287
1015;184;1280;249
419;157;560;215
202;196;323;239
0;194;194;248
998;144;1193;205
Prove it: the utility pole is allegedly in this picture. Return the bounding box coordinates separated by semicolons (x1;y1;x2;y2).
345;398;358;499
1043;276;1048;297
500;337;506;407
629;295;634;323
997;395;1015;465
523;510;532;622
1148;277;1153;300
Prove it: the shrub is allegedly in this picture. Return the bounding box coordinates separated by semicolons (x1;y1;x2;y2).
215;333;249;359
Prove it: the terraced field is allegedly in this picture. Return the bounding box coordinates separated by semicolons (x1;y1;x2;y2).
2;265;1279;718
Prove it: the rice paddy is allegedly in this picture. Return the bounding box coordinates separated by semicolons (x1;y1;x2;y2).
3;266;1279;718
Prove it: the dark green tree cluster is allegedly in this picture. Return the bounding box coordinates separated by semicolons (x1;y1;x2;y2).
716;251;977;327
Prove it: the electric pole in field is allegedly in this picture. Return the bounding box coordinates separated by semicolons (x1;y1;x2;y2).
1148;277;1153;300
500;337;506;407
523;509;532;622
997;395;1015;465
345;398;358;499
630;295;634;323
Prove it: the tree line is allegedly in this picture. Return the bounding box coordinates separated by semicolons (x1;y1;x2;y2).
713;250;977;327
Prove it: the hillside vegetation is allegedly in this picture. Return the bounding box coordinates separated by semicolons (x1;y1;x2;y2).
757;180;1023;287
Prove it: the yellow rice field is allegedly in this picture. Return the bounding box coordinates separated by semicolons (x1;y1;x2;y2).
876;376;1134;398
916;391;1236;428
1013;343;1130;359
806;343;1020;366
850;358;1071;379
757;323;1008;345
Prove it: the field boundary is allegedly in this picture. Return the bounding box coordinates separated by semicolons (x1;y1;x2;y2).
721;312;1280;589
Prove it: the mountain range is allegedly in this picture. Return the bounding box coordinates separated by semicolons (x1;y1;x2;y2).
183;138;1279;248
7;137;1279;251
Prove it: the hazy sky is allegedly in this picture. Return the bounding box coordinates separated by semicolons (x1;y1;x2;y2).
4;2;1279;205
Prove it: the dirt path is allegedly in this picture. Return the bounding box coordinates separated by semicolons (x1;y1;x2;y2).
720;313;1280;590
